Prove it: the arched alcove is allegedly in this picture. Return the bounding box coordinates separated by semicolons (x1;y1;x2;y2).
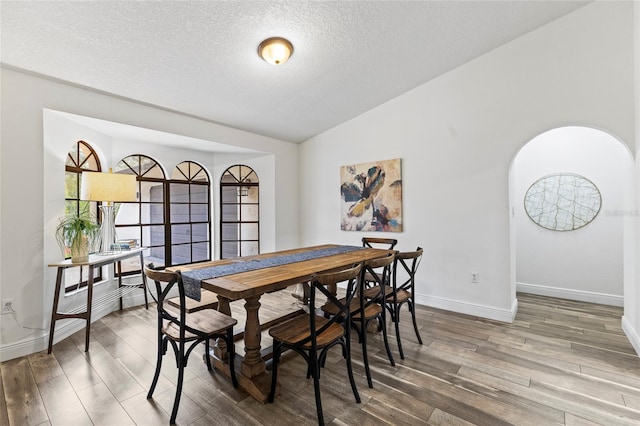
509;126;633;306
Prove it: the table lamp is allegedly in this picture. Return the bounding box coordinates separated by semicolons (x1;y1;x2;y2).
80;169;138;255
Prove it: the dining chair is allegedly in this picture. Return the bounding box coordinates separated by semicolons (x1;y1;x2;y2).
365;247;423;360
268;264;362;426
167;288;219;313
321;251;396;388
361;237;397;287
144;264;238;425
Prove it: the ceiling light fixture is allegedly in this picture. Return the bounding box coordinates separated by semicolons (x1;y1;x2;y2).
258;37;293;65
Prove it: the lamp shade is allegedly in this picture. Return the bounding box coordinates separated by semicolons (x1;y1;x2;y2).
80;171;138;202
258;37;293;65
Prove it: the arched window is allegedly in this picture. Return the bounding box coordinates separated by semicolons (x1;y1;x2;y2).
64;141;102;291
115;155;166;271
170;161;211;265
65;140;101;218
220;165;259;258
114;157;213;271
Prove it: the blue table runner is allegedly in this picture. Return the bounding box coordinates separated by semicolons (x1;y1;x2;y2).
181;245;364;300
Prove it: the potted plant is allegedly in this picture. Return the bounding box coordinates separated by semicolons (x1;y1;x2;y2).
55;212;100;263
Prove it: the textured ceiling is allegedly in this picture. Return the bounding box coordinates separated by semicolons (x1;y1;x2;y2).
1;1;588;143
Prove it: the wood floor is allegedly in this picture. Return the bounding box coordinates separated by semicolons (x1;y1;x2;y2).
2;292;640;425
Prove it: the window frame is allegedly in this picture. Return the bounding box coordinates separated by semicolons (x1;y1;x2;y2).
63;140;102;292
114;154;167;274
168;161;212;266
220;164;260;258
114;156;213;273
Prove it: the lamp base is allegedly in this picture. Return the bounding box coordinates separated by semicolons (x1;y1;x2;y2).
96;205;121;256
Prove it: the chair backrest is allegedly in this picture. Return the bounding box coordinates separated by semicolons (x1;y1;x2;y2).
362;237;398;250
143;264;196;340
393;247;423;294
361;251;396;302
305;263;362;347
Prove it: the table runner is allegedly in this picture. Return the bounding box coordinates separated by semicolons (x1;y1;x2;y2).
180;245;364;300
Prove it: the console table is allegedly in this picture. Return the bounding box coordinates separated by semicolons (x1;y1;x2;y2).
47;248;147;353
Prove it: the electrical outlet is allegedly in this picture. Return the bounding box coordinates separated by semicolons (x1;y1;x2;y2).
2;299;15;315
470;272;479;284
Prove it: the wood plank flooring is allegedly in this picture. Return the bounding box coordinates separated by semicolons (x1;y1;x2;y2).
2;292;640;425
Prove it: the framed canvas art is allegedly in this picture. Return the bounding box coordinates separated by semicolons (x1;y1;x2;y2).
340;158;402;232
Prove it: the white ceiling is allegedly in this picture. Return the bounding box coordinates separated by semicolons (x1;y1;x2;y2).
1;1;588;144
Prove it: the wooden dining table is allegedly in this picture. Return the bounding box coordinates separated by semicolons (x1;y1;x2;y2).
173;244;391;402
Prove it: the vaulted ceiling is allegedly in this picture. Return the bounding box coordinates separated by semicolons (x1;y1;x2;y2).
1;1;588;143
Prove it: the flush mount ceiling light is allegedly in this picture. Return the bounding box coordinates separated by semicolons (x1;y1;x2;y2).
258;37;293;65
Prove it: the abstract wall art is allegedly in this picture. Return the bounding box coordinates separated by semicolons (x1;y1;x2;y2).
340;158;402;232
524;172;601;231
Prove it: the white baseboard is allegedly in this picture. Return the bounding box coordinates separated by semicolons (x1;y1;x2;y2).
0;290;151;362
415;293;518;323
516;282;623;307
621;316;640;356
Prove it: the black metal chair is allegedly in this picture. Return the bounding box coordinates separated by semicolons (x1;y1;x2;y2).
268;264;362;426
322;251;396;388
365;248;424;359
144;264;238;425
361;237;397;287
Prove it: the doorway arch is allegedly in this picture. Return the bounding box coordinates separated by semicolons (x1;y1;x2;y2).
509;126;633;307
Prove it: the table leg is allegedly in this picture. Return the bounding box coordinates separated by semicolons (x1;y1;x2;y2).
47;267;64;354
85;266;94;352
206;294;271;403
241;295;264;378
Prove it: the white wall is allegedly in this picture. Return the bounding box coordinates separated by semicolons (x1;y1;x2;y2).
621;1;640;356
299;1;635;322
0;69;299;361
513;127;631;306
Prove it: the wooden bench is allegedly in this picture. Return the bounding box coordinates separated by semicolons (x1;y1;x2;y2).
167;288;219;313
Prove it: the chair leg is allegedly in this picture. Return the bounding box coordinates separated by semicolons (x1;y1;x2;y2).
353;322;363;343
319;347;329;371
268;341;281;403
147;335;165;399
343;337;360;403
409;299;423;345
359;319;373;388
204;338;213;371
380;309;395;367
170;343;186;425
143;283;149;310
309;347;325;426
386;303;397;322
227;328;238;388
306;364;312;379
394;304;404;360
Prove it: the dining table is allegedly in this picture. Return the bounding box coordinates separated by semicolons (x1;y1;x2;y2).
171;244;391;402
